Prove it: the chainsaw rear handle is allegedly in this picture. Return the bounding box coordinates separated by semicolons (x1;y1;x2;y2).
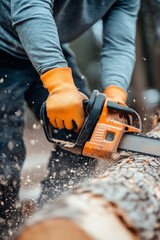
40;99;88;144
40;102;54;143
40;90;106;148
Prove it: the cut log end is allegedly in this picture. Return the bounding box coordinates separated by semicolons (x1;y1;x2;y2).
17;218;92;240
17;194;140;240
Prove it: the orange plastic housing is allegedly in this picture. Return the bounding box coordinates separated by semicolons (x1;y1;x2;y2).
82;99;141;159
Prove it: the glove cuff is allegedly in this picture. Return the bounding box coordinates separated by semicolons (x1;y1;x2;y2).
41;67;74;92
104;85;127;104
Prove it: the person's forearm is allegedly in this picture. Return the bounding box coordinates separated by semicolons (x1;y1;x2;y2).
11;0;67;75
101;0;140;91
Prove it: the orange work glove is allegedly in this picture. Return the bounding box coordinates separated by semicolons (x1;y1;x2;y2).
41;67;88;132
104;85;127;105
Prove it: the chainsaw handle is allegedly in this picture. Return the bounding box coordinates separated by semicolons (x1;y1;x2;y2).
107;101;142;131
40;90;106;148
40;102;54;143
40;98;90;144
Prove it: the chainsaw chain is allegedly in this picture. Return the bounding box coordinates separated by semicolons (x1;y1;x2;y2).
129;132;160;141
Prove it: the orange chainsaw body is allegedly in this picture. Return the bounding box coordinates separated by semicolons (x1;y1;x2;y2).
41;90;142;160
82;98;141;159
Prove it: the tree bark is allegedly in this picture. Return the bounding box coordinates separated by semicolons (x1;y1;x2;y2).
16;121;160;240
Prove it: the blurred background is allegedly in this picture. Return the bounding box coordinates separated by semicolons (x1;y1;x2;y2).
70;0;160;130
20;0;160;209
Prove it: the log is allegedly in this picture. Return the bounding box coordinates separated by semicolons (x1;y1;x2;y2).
16;119;160;240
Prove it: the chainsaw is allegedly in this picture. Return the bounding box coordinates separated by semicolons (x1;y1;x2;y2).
40;90;160;159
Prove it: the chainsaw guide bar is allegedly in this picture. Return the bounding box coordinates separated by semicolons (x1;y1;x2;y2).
119;133;160;157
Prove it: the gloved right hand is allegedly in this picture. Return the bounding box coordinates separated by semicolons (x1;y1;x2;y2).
41;67;88;132
104;85;127;105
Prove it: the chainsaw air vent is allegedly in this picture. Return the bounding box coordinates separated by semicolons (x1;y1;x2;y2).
106;132;115;142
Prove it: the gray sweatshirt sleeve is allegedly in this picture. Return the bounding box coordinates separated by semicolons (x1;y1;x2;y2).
11;0;68;75
100;0;140;91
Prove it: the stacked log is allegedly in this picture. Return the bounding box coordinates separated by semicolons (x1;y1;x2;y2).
16;121;160;240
